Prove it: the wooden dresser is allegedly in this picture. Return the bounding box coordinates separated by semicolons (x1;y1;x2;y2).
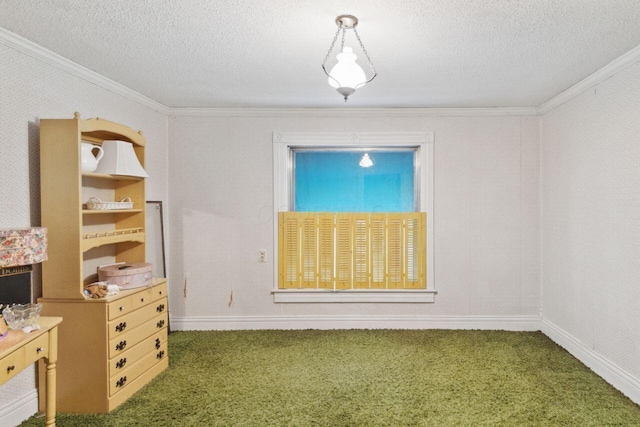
38;113;168;413
1;317;62;427
39;281;168;413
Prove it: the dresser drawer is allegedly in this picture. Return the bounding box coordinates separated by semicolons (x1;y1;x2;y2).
109;341;168;396
0;348;26;384
107;298;133;321
132;282;167;310
24;333;49;364
109;329;167;377
107;281;167;321
109;311;168;359
108;297;169;340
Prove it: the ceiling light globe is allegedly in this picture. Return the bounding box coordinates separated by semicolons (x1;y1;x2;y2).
359;153;373;168
327;47;367;90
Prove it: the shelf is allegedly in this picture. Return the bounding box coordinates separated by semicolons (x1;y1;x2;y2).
83;209;143;215
41;115;147;295
82;230;145;252
82;172;144;181
80;117;145;147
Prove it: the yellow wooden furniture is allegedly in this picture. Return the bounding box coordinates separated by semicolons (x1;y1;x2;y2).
0;317;62;427
278;212;427;290
38;113;168;413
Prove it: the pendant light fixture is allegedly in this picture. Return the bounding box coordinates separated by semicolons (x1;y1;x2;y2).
322;15;376;102
359;153;374;168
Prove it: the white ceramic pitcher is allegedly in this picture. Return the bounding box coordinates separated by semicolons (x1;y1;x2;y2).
81;142;104;173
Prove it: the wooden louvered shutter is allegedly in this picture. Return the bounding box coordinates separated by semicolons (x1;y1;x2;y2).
387;214;404;289
336;214;353;289
279;212;300;288
405;213;426;289
318;214;334;289
300;214;317;288
352;214;369;289
370;214;386;289
279;212;427;291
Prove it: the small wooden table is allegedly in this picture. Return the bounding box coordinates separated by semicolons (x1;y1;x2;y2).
0;317;62;427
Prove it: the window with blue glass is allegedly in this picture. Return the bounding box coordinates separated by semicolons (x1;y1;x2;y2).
293;149;417;212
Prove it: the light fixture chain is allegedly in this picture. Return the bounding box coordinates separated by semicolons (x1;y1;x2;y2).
353;28;376;75
340;28;346;53
322;27;342;67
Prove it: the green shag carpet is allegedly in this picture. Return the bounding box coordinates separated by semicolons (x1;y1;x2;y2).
21;330;640;426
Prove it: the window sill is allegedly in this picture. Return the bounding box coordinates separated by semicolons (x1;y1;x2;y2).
272;289;437;303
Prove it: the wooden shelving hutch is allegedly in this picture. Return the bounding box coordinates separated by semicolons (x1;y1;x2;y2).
38;112;169;413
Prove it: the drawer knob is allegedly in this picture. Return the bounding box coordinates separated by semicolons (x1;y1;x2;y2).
116;340;127;352
140;298;145;303
119;306;124;311
159;291;163;295
157;319;165;329
156;304;165;313
155;338;161;349
116;358;127;369
156;350;165;359
116;376;127;388
7;365;15;373
115;322;127;332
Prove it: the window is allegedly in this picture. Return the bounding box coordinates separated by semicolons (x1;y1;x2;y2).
293;149;417;212
273;132;436;303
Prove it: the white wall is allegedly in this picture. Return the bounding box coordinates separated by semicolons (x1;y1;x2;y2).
0;42;169;424
541;61;640;391
167;113;540;328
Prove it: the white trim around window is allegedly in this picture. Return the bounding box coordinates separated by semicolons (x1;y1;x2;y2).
272;132;436;303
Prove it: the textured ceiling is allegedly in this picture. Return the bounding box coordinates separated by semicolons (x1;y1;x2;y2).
1;0;639;108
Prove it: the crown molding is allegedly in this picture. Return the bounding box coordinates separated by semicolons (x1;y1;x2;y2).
3;22;639;118
168;106;540;117
539;42;640;115
0;26;169;115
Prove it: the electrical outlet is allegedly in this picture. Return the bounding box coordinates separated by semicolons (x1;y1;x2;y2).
258;249;267;263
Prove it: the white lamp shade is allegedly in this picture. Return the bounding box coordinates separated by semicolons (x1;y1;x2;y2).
94;140;148;177
327;47;367;89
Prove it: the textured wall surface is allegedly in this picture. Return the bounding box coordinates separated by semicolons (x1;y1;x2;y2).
168;114;540;320
0;43;168;413
541;61;640;379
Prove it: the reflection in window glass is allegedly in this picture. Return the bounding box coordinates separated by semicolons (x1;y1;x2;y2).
294;150;415;212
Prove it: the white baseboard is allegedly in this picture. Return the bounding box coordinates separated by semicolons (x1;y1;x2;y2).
0;389;38;427
541;319;640;405
171;315;541;331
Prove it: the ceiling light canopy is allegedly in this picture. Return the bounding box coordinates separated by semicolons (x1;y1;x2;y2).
322;15;376;102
